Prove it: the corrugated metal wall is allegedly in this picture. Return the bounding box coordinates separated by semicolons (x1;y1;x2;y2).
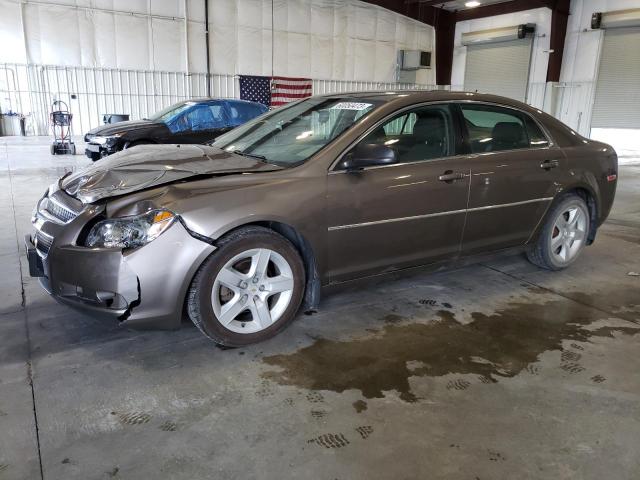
0;63;433;136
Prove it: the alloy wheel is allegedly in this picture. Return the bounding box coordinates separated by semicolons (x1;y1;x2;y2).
549;203;588;265
211;248;294;334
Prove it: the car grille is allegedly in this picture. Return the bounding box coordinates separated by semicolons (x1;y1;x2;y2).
40;196;79;224
34;230;53;256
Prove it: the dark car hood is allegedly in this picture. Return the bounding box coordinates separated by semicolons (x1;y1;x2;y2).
86;119;160;136
61;144;282;204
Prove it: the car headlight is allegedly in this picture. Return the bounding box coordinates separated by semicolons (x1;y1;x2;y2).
86;210;176;248
93;134;120;146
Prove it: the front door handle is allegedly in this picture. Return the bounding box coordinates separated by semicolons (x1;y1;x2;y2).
540;159;560;170
438;170;466;183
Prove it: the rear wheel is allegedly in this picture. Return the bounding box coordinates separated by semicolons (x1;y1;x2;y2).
527;193;590;270
187;226;305;346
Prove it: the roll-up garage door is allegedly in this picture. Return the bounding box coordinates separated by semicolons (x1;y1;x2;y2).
591;27;640;128
463;38;533;103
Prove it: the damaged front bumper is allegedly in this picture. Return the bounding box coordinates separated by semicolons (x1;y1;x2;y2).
84;142;115;160
27;189;215;329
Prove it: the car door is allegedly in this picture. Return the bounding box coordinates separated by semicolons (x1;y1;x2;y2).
326;103;471;282
456;103;562;255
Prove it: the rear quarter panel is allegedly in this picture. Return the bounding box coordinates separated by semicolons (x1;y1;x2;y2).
561;140;617;227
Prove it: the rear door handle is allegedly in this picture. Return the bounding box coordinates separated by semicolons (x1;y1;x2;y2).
438;170;466;183
540;159;560;170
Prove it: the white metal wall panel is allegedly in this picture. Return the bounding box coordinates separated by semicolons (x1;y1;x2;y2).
463;38;533;102
1;0;434;84
591;27;640;129
0;63;432;136
0;0;27;63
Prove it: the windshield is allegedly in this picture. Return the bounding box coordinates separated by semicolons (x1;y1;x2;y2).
148;101;194;123
211;97;381;166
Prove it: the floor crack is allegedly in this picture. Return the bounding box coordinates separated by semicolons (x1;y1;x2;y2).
6;148;27;309
5;143;44;479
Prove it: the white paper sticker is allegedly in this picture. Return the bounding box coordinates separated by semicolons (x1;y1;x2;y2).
330;102;373;111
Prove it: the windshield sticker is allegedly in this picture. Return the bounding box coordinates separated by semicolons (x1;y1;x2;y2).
330;102;373;111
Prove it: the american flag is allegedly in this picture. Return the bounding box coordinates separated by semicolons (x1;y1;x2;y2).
270;76;313;107
239;75;312;108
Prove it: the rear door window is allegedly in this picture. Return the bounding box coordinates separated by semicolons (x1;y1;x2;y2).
523;115;550;148
460;104;529;153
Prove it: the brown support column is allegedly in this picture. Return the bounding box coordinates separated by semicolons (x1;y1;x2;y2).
546;0;571;82
433;10;456;86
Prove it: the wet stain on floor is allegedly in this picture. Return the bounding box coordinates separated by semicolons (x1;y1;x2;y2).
263;293;640;402
352;400;367;413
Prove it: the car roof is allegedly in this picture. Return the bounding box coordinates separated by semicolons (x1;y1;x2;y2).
182;97;267;107
316;90;542;112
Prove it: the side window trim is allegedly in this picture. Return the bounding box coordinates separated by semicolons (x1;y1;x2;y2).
330;102;460;172
520;111;553;149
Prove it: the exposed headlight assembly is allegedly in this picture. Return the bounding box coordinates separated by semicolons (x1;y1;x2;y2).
86;210;176;249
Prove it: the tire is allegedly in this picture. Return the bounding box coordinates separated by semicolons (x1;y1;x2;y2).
187;226;305;346
70;144;76;155
527;193;590;270
50;145;55;155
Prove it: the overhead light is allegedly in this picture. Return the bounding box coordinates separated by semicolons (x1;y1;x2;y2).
465;1;481;7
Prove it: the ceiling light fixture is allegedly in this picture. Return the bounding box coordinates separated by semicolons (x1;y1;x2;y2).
465;1;481;7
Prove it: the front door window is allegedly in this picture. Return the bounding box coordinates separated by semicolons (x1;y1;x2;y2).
356;104;455;164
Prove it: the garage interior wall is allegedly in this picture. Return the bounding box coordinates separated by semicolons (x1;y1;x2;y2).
450;7;552;110
0;0;435;135
557;0;640;161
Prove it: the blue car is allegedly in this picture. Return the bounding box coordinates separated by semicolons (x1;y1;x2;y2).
84;98;268;161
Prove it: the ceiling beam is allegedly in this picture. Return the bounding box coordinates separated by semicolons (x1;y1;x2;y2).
455;0;553;21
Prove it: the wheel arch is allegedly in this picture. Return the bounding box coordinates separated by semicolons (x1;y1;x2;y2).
196;220;321;313
533;184;599;246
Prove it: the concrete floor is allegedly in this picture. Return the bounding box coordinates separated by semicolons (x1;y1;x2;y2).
1;136;639;480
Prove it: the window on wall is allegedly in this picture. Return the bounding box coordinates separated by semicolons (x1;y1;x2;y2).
460;104;529;153
358;105;454;163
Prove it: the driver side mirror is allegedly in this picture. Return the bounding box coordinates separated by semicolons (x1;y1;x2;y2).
341;143;398;171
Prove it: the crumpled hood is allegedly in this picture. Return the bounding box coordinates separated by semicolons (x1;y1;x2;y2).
62;144;282;204
86;119;158;136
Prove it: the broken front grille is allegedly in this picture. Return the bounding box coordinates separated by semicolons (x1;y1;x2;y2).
34;230;53;256
40;196;79;224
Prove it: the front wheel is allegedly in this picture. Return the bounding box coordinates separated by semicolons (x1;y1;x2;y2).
527;193;590;270
187;226;305;346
